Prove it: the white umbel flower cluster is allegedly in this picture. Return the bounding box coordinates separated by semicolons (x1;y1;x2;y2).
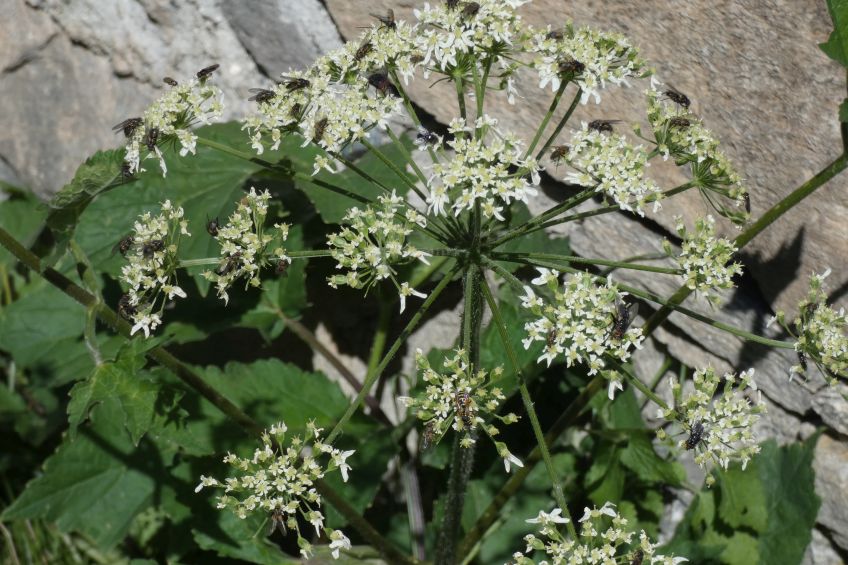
120;70;223;176
194;421;354;561
327;191;430;312
510;502;687;565
645;80;749;224
562;123;662;216
667;215;742;304
202;188;291;305
119;200;190;338
659;366;765;476
520;269;644;375
243;21;416;156
413;0;527;75
769;269;848;386
525;23;648;104
398;348;522;472
427;116;540;220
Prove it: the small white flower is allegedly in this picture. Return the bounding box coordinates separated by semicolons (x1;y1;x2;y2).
334;450;355;483
328;529;351;559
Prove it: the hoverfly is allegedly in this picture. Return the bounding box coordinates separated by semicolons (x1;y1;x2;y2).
279;75;311;91
546;28;565;41
216;251;242;276
269;508;287;537
163;76;178;87
289;102;304;120
414;127;440;149
663;85;691;109
196;63;220;81
630;549;645;565
312;117;329;144
558;59;585;75
370;8;396;30
368;72;400;97
546;329;558;349
684;420;706;450
112;117;143;138
111;234;135;257
354;38;374;62
461;2;480;19
610;299;638;341
117;294;137;321
142;239;165;258
588;119;621;133
248;88;276;103
668;116;691;129
550;145;570;165
454;391;473;428
206;217;220;237
421;421;437;450
446;0;460;9
144;127;160;151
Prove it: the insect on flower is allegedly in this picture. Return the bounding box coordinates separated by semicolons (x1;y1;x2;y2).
368;72;400;97
112;117;143;138
121;161;134;179
610;299;638;341
546;28;565;41
797;350;808;371
269;508;288;537
312;117;329;144
370;8;396;30
144;127;160;151
275;259;289;276
743;191;751;213
289;102;304;120
664;85;691;108
454;391;473;428
163;76;178;86
415;127;440;149
558;59;586;75
354;38;374;62
279;75;311;91
111;234;135;257
117;293;136;321
248;88;276;103
421;421;437;450
669;116;691;128
630;549;645;565
684;419;706;450
588;119;621;133
206;217;220;237
142;239;165;258
216;251;242;276
196;63;220;81
446;0;460;9
550;144;570;164
460;2;480;19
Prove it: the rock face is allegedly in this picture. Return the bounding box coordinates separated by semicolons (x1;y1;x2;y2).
0;0;341;198
323;0;848;559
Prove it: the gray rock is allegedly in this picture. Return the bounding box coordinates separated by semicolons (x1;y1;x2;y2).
803;528;845;565
813;434;848;551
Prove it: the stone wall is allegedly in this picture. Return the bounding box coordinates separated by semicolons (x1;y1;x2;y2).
2;0;846;562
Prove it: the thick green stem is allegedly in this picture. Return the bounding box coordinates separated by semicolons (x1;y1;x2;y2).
435;264;483;565
360;138;428;202
480;280;577;539
0;226;417;565
455;76;468;124
525;81;568;159
326;262;458;444
492;251;682;275
456;376;604;559
488;189;595;248
535;88;582;161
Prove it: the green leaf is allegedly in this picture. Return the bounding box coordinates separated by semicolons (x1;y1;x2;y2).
620;434;685;486
67;349;158;445
45;150;126;256
302;137;417;224
0;276;123;386
820;0;848;68
840;98;848;123
0;187;46;268
192;510;298;564
2;397;157;548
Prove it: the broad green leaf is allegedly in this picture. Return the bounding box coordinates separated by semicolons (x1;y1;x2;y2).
480;283;536;389
620;434;685;486
2;398;157;548
820;0;848;68
840;98;848;123
0;187;46;268
192;510;297;564
302;136;417;224
67;350;158;445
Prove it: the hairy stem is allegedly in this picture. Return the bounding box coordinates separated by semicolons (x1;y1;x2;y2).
492;251;682;275
525;81;568;159
535;87;582;161
480;280;578;538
